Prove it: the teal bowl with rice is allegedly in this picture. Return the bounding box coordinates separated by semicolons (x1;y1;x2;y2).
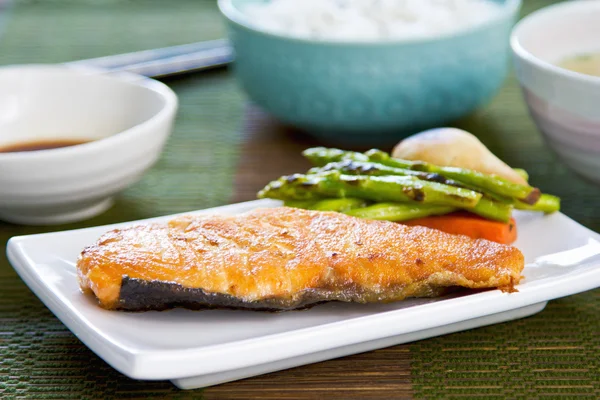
219;0;522;145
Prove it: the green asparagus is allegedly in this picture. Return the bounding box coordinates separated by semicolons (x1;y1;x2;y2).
309;160;460;185
471;197;513;222
302;147;540;204
312;160;516;204
514;194;560;213
283;196;510;222
345;203;456;222
258;147;559;227
303;147;370;165
258;171;482;208
284;198;369;212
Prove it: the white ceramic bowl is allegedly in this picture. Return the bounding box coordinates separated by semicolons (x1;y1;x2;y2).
511;1;600;185
0;65;178;225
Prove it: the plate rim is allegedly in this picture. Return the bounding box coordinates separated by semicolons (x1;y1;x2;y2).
7;199;600;380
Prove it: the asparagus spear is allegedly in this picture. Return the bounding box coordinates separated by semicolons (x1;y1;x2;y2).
258;171;482;208
345;203;456;222
303;147;370;165
514;194;560;213
284;195;510;222
471;197;512;222
302;147;540;204
312;160;516;204
344;198;511;223
284;198;369;212
311;160;466;187
284;197;456;222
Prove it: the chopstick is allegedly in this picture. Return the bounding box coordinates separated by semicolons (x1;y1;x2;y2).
65;39;234;78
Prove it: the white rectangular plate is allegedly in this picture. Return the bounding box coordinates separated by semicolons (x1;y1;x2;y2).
7;199;600;389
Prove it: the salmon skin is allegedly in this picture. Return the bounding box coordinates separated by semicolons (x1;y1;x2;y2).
118;277;329;311
77;207;525;311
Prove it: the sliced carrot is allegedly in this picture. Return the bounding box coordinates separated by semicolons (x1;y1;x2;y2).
401;211;517;245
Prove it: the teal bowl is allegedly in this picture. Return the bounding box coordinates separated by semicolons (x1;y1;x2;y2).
219;0;522;145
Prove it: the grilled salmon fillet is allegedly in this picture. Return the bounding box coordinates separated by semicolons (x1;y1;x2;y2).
77;207;524;311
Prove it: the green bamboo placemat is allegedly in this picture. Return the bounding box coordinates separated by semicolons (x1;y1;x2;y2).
0;1;599;399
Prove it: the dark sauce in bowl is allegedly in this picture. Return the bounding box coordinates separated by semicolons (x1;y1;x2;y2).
0;139;90;153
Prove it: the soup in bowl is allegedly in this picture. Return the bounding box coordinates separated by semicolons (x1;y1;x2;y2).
511;0;600;186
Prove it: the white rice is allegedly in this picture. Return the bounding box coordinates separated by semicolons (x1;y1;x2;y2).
243;0;502;41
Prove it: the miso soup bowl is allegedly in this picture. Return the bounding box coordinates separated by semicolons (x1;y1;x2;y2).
0;65;178;225
219;0;521;145
511;0;600;186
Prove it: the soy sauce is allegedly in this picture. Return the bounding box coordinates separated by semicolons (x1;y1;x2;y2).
0;139;90;153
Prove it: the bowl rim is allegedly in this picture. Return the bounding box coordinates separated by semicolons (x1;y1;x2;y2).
510;0;600;85
0;64;178;161
218;0;522;46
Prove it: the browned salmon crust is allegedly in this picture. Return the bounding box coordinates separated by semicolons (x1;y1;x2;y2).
77;207;524;311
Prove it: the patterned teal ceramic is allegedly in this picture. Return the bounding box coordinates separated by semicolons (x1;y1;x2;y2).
219;0;522;144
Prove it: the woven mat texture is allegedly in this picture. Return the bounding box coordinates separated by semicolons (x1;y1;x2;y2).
0;0;598;399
